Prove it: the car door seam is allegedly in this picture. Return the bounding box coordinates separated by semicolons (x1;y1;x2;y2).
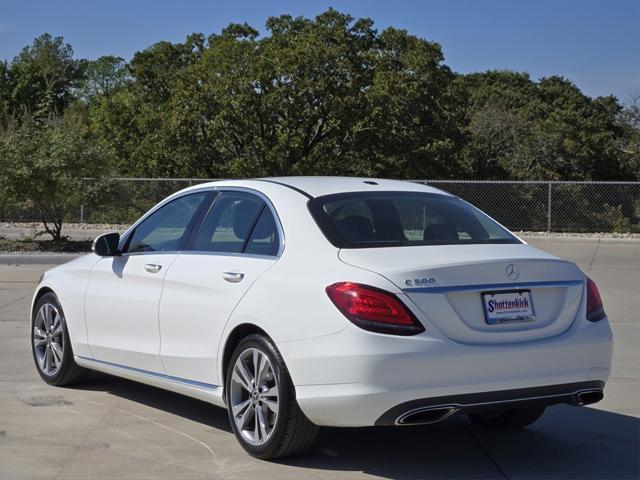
84;255;106;359
215;257;282;379
157;253;182;374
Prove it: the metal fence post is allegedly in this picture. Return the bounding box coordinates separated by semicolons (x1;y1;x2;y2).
547;182;552;234
80;205;84;223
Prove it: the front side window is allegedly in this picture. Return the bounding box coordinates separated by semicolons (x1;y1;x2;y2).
193;192;265;253
125;192;208;253
309;191;521;248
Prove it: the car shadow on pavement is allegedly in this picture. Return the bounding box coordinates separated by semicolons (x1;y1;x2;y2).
72;371;233;433
287;405;640;479
72;373;639;479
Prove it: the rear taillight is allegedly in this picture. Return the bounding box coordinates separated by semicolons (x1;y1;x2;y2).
586;277;606;322
325;282;425;335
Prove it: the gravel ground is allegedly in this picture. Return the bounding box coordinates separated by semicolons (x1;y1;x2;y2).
516;230;640;240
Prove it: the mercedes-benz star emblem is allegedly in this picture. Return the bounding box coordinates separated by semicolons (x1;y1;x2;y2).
505;263;520;280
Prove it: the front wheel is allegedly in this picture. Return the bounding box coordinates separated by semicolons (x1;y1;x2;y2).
467;406;546;428
31;292;91;386
225;334;318;459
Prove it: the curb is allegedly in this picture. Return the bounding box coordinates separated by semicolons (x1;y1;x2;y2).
0;254;83;265
521;235;640;244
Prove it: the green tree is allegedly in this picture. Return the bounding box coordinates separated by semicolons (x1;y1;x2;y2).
0;61;11;128
8;34;85;120
88;36;203;176
169;9;463;178
79;55;129;101
616;92;640;178
0;114;108;239
460;71;636;180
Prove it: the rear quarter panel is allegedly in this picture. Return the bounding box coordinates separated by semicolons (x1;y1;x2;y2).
217;182;408;383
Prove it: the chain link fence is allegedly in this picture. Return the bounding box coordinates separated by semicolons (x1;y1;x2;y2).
421;180;640;233
1;178;639;234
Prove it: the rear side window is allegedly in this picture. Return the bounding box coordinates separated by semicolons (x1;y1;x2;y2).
194;192;264;253
245;208;280;256
308;191;521;248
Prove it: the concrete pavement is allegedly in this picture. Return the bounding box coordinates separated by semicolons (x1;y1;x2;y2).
0;238;638;479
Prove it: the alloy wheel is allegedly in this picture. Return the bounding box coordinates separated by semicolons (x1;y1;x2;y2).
33;303;65;376
229;348;279;446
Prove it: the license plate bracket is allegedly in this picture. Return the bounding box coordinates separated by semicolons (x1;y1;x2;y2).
482;289;536;325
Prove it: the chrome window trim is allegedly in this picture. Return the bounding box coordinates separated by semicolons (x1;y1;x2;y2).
178;250;279;261
117;186;285;259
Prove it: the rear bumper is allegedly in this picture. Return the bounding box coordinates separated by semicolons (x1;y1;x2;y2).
375;380;604;426
279;316;613;427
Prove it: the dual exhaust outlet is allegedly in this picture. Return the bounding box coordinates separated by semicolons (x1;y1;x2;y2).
396;406;458;426
571;389;604;406
395;388;604;426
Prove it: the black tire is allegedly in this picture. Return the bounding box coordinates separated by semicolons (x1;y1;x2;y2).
467;406;546;428
225;334;318;459
31;292;91;386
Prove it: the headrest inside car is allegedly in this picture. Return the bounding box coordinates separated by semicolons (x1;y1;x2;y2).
233;202;261;239
335;215;375;242
424;222;458;242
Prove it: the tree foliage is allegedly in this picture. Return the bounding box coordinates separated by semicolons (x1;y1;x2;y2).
0;10;638;239
0;115;108;239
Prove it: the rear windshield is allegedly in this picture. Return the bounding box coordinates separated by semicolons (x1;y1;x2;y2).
308;191;521;248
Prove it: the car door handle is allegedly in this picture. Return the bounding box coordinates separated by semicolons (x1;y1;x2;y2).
144;263;163;274
222;271;245;283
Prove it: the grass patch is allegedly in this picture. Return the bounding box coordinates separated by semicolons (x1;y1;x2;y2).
0;237;92;253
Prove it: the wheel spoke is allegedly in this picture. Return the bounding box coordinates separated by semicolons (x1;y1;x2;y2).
51;317;63;338
51;342;63;368
232;399;251;418
232;369;251;392
261;386;278;399
257;405;268;440
33;326;46;340
253;350;267;386
253;407;260;443
262;398;278;414
255;352;267;387
34;309;45;329
238;403;254;430
44;346;52;373
238;358;254;388
37;347;46;369
43;304;53;330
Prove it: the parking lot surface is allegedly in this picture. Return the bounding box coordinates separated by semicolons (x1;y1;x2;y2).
0;237;638;479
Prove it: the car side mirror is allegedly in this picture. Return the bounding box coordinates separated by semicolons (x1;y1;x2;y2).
92;232;121;257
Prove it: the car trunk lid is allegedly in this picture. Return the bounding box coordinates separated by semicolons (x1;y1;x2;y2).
339;244;584;344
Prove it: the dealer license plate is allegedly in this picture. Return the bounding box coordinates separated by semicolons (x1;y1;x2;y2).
482;290;536;325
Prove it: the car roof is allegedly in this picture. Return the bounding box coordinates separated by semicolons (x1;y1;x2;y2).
190;176;449;199
265;177;447;198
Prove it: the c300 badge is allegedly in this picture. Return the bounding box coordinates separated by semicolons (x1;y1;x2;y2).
405;277;436;287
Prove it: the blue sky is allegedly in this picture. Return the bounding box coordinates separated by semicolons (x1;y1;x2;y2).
1;0;638;101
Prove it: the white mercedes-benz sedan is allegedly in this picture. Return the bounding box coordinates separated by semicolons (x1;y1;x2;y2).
31;177;613;459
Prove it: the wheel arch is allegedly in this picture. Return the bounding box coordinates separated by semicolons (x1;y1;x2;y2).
220;323;270;393
31;286;55;317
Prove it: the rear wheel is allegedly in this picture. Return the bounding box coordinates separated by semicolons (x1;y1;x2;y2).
467;406;546;428
225;334;318;459
31;292;90;386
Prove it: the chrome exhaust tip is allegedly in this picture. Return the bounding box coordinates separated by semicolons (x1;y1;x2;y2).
396;406;458;426
574;389;604;406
